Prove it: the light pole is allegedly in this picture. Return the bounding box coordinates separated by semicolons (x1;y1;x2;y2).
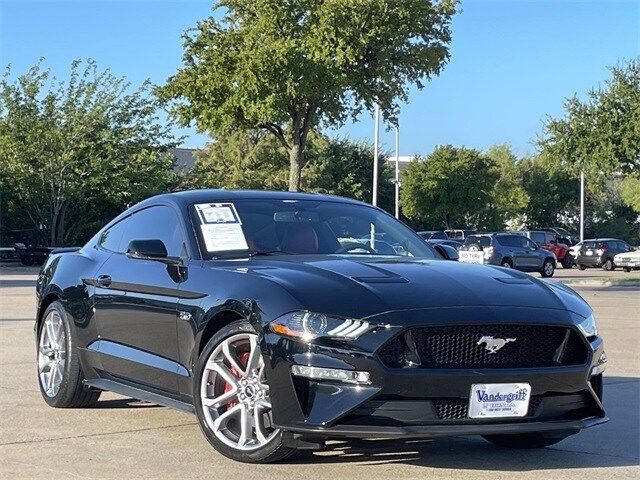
394;125;400;219
372;103;380;207
580;170;585;242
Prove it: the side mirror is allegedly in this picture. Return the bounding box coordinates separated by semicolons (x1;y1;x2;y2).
126;239;181;266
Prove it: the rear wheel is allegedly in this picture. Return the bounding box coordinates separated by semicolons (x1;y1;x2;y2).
500;258;513;269
578;264;587;271
483;432;572;449
37;301;101;407
560;255;574;269
194;320;296;463
624;267;632;273
540;259;555;277
602;258;614;271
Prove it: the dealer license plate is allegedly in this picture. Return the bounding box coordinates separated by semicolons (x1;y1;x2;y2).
468;383;531;419
459;251;484;264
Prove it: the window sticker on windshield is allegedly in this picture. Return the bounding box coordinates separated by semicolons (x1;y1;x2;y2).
194;203;249;252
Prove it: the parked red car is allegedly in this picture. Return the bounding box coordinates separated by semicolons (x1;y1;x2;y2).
524;231;574;268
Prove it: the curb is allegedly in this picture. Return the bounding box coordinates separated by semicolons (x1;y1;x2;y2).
559;280;640;288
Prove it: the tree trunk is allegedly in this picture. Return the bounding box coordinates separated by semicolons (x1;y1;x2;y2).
50;200;68;247
288;143;303;191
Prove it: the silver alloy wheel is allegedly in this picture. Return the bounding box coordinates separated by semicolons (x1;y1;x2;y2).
200;332;278;451
38;310;67;397
544;261;554;276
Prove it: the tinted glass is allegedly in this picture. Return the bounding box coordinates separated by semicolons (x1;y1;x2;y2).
99;218;130;252
193;199;436;259
463;235;491;248
618;241;630;251
120;206;186;257
431;232;448;240
529;232;546;244
496;235;524;248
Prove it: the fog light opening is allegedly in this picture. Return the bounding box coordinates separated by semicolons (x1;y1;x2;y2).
291;365;371;385
591;352;607;376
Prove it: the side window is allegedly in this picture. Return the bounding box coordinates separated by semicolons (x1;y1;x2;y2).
99;218;130;253
499;235;522;248
121;206;187;257
530;232;545;244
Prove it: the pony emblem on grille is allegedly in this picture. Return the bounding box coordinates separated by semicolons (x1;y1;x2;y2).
477;336;516;354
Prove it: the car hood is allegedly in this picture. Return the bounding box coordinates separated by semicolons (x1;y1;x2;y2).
216;256;591;319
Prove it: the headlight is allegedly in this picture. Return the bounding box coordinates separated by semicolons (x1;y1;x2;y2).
577;313;598;338
270;311;371;341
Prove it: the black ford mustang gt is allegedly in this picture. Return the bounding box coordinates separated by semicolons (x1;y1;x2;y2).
35;190;608;463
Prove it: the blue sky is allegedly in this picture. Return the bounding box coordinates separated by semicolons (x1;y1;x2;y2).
1;0;638;157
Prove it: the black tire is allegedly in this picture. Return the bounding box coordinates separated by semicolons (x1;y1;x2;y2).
193;320;297;463
540;259;555;278
578;264;587;271
37;301;101;408
500;258;513;269
602;258;614;271
483;432;572;449
624;267;632;273
560;255;574;269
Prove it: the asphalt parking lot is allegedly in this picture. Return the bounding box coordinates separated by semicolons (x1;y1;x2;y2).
1;267;638;479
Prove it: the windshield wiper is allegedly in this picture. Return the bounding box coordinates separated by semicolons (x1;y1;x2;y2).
212;250;295;260
248;250;294;257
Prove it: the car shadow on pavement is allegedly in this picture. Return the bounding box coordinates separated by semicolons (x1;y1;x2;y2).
94;398;162;409
290;376;639;470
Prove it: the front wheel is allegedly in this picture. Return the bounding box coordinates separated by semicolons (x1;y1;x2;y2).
483;432;572;449
194;320;296;463
578;264;587;271
540;259;555;277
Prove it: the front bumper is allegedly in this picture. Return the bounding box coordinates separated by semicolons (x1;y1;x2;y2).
260;306;607;439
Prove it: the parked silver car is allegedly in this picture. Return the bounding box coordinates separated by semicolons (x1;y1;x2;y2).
458;233;556;277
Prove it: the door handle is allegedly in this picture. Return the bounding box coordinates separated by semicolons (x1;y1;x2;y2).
95;275;112;287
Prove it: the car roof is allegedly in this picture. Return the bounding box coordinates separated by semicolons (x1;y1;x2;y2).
136;189;372;209
583;238;622;242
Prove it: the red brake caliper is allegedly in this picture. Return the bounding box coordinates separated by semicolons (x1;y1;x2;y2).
224;351;250;408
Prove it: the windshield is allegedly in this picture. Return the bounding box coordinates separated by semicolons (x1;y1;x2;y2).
555;227;572;236
191;199;437;259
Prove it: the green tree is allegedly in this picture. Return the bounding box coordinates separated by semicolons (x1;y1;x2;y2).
539;58;640;177
400;145;498;229
182;130;394;211
480;144;529;230
0;60;178;246
620;175;640;213
159;0;457;191
519;154;579;228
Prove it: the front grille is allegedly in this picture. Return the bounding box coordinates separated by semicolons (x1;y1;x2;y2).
433;396;543;420
378;324;588;369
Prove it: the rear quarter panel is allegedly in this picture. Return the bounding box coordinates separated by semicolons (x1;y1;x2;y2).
36;246;107;349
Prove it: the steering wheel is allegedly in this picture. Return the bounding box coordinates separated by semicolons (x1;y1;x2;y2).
335;242;377;254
